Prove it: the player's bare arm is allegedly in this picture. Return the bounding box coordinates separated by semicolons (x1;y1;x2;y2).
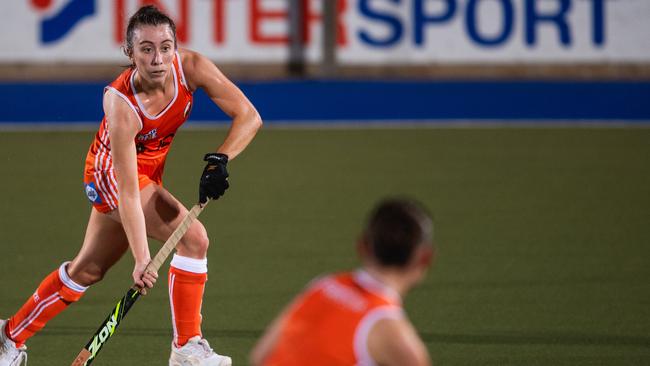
180;48;262;160
103;91;157;292
368;317;432;366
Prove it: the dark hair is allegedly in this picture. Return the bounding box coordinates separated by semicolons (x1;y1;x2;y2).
124;5;177;58
363;198;433;267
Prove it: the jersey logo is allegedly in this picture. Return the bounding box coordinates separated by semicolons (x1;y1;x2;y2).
31;0;96;44
84;182;102;204
137;128;158;141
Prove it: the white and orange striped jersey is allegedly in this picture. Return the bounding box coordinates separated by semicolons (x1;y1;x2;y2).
263;270;404;366
83;51;193;212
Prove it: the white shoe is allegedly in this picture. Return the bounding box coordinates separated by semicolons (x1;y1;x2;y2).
0;320;27;366
169;336;232;366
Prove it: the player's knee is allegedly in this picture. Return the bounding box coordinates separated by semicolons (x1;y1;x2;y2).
184;223;210;256
193;229;210;255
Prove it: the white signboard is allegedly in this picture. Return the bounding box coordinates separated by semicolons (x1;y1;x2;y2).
0;0;648;64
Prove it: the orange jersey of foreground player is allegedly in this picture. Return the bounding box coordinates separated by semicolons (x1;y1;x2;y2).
263;270;404;366
83;51;192;212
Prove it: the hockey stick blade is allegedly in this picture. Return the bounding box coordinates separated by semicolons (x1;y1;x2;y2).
70;202;208;366
70;288;140;366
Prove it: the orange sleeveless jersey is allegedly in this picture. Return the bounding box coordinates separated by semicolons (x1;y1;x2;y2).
263;270;404;366
83;52;193;213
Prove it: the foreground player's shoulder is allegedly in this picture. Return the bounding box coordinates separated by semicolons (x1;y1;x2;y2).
367;316;431;366
178;48;199;71
178;48;225;91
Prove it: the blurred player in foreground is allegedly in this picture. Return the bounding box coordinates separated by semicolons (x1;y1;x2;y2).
250;198;434;366
0;5;261;366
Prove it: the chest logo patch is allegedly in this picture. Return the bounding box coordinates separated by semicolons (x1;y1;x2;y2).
137;128;158;141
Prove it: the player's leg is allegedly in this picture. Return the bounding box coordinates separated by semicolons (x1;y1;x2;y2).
67;208;129;286
137;183;231;366
2;209;128;349
139;183;207;345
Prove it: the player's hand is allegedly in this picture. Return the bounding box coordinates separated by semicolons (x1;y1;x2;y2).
199;153;229;203
133;260;158;295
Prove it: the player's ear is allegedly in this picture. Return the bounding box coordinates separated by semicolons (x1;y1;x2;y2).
356;234;372;260
122;45;135;67
415;244;434;270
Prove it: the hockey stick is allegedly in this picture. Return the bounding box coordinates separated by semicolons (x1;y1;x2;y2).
70;201;208;366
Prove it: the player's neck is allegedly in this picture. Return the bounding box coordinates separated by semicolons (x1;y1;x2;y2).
362;266;411;298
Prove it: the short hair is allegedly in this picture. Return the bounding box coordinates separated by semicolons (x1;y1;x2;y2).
363;198;433;267
124;5;177;58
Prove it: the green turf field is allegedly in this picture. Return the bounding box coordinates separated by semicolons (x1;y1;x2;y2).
1;127;649;365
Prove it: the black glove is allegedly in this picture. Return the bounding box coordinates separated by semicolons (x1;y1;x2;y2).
199;153;229;203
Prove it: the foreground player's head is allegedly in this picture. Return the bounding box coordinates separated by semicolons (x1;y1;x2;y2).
360;198;434;280
124;6;177;81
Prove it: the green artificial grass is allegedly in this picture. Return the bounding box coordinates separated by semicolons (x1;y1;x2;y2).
0;127;648;365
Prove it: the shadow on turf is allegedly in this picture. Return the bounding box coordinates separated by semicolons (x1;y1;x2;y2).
42;327;650;348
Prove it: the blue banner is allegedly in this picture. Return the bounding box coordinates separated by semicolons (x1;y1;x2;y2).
1;81;648;124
